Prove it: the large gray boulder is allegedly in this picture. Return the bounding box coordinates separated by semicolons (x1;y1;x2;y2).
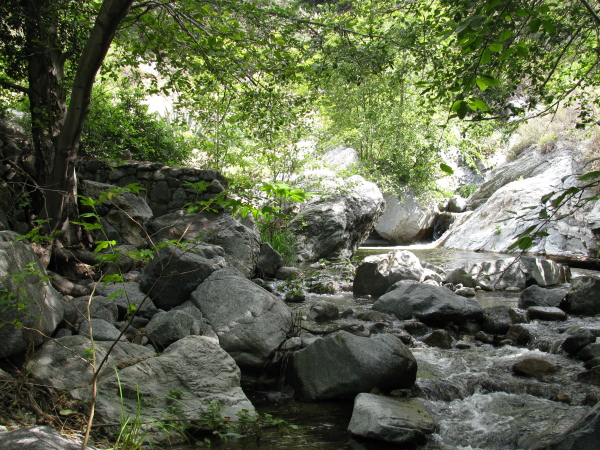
441;145;600;265
94;281;158;319
139;245;226;310
519;285;568;309
0;232;64;358
78;318;124;341
27;335;155;391
444;257;569;291
72;336;254;434
353;250;424;297
482;305;512;335
288;175;384;262
373;281;484;327
65;295;119;327
191;267;293;372
145;310;202;349
375;191;438;244
566;276;600;315
81;180;154;249
348;393;435;446
291;331;417;401
0;426;97;450
147;209;260;278
256;242;284;278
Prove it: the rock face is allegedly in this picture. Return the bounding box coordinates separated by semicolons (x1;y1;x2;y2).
27;335;156;391
72;336;254;430
353;250;425;297
544;402;600;450
441;145;600;264
191;267;293;372
0;232;64;358
0;426;97;450
139;245;226;310
373;281;484;327
288;175;385;262
348;393;435;446
94;281;158;319
566;276;600;315
147;210;260;278
291;331;417;401
375;191;438;244
444;257;570;291
145;310;203;349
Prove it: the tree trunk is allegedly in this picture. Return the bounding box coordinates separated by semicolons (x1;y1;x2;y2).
24;0;134;248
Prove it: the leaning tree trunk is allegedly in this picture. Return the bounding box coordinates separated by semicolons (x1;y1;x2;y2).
23;0;134;253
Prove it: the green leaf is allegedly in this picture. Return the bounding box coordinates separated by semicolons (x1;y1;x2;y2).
508;236;533;250
499;30;514;42
78;196;96;207
440;163;454;175
94;240;116;253
542;20;556;33
480;75;501;87
470;98;489;111
541;192;555;203
476;77;488;91
578;171;600;181
456;100;469;119
102;274;123;284
530;19;542;33
469;16;487;29
488;43;503;53
499;47;516;61
480;48;492;64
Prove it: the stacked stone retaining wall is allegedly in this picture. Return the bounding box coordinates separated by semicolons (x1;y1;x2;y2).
77;159;228;218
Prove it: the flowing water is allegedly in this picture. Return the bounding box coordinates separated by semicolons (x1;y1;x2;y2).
175;247;600;449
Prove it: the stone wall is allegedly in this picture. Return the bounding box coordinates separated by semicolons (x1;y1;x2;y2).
77;159;229;218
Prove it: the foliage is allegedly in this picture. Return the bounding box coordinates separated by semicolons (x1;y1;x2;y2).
260;221;298;267
81;82;194;164
458;184;478;198
421;0;600;123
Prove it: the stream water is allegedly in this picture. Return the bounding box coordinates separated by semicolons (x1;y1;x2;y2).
175;247;600;449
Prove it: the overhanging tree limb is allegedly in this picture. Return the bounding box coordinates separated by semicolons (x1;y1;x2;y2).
580;0;600;27
0;79;30;95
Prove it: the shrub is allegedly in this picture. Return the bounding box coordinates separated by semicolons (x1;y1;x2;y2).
81;83;194;164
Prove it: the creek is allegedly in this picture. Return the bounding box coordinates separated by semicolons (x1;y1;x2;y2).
176;247;600;449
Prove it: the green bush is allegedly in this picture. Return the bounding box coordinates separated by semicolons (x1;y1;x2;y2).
81;83;194;164
457;184;478;198
259;223;298;267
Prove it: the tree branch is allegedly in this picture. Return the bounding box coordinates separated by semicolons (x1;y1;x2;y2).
0;79;30;95
580;0;600;27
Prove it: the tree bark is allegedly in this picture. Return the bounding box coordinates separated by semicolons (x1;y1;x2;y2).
23;0;135;246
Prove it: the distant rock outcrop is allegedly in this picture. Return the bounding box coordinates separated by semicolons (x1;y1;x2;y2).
375;191;438;244
440;144;600;266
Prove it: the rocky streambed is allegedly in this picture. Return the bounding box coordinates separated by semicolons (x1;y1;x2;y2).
2;236;600;449
212;248;600;449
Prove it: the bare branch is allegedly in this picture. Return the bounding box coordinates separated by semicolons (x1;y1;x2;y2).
0;79;30;95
